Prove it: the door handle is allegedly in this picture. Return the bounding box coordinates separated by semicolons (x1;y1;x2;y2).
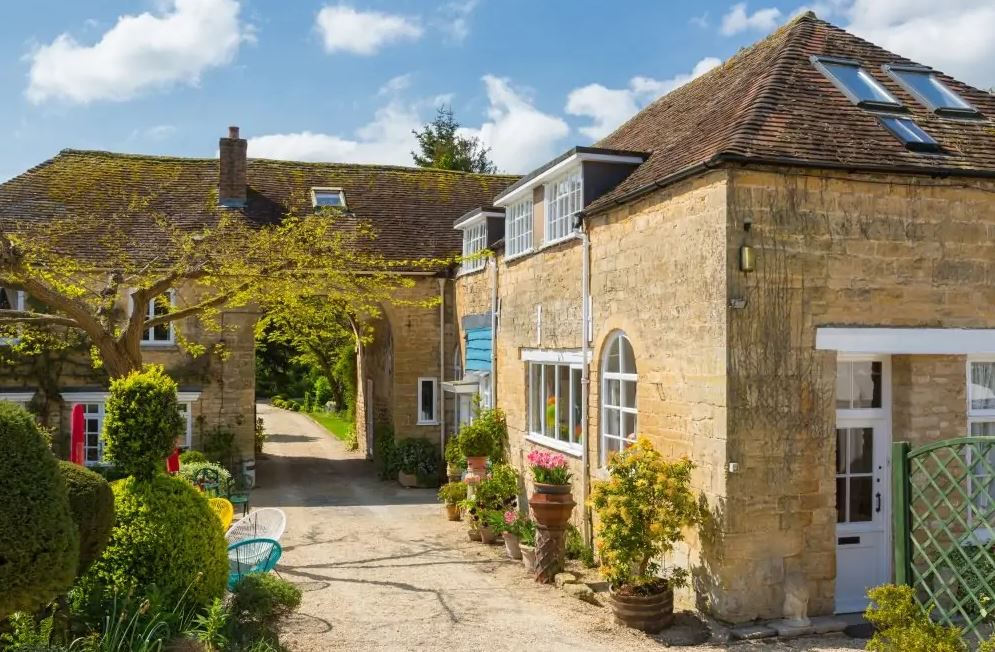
875;492;881;513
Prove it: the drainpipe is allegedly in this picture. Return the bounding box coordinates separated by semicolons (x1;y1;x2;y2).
490;256;498;408
438;276;446;452
580;223;592;547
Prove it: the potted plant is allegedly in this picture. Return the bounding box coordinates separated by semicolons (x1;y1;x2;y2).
590;437;700;634
526;450;575;582
444;437;465;482
457;421;492;482
519;519;537;572
437;481;467;521
496;510;531;560
468;464;519;544
479;509;500;544
395;438;441;488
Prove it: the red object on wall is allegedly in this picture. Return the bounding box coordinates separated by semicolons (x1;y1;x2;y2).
166;448;180;474
70;404;85;465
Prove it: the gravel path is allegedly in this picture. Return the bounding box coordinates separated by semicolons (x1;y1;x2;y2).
254;404;864;652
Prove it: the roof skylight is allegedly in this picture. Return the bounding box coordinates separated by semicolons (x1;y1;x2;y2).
311;188;346;208
812;57;902;110
884;65;979;117
878;116;940;153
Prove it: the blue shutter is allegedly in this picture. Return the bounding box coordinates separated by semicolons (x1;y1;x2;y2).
465;327;492;372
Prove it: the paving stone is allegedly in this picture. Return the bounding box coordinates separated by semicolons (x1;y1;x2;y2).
554;571;578;588
771;619;817;638
562;582;600;605
810;616;847;634
730;624;777;640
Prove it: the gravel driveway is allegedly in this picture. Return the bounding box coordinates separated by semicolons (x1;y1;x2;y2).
254;404;864;652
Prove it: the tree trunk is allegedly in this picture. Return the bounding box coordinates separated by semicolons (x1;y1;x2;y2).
94;336;142;378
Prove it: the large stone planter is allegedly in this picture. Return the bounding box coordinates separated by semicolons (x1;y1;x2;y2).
398;471;419;487
479;525;498;544
528;483;575;583
520;544;536;573
609;585;675;634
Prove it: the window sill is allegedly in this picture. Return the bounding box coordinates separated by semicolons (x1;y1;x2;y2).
526;433;582;458
141;341;177;348
540;233;580;251
456;266;486;278
503;248;534;263
417;420;439;426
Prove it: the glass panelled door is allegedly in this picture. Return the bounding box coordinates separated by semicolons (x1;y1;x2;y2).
835;421;889;612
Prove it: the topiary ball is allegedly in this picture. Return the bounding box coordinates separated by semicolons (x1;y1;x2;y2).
58;461;115;574
75;474;228;616
179;450;207;465
0;401;79;620
103;365;184;480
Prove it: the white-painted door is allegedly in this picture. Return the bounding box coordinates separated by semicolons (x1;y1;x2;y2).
835;418;890;613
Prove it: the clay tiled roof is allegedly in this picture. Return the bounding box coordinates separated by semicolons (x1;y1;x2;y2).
0;150;517;269
588;12;995;214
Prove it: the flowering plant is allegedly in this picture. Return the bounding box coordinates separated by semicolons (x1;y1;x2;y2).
526;450;572;485
590;437;699;591
496;509;533;539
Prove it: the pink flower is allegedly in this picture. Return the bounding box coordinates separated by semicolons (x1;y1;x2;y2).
504;510;516;525
527;449;569;470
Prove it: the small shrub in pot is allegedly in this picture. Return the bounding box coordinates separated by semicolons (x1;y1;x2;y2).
395;437;441;487
590;436;700;633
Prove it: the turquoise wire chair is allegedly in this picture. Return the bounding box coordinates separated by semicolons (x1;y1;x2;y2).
227;537;282;589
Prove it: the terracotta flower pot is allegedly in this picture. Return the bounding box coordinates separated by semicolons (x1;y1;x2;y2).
520;544;536;572
467;524;482;541
503;532;522;560
479;525;498;544
529;483;575;528
465;456;488;484
608;584;675;634
444;503;461;521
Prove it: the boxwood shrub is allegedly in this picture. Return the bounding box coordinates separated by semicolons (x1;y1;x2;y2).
179;450;208;464
58;460;115;573
0;401;78;619
74;473;228;618
102;365;184;480
177;461;233;494
395;438;440;485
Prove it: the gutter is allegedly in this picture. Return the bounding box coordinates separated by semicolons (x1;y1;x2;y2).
438;277;446;452
581;153;995;218
490;256;498;408
579;221;592;547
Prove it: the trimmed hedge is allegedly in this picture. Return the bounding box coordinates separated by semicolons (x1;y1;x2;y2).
58;460;115;573
179;450;208;465
103;365;184;480
74;473;228;617
0;401;78;619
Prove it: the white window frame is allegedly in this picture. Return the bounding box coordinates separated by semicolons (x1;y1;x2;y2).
140;290;176;346
460;221;487;274
544;167;582;245
0;288;26;346
527;361;583;457
417;377;439;425
310;187;347;209
600;332;637;467
505;198;533;259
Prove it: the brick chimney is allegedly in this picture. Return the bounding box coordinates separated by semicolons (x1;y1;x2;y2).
219;125;247;208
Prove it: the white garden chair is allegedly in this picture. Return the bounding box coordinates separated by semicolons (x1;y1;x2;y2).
226;507;287;545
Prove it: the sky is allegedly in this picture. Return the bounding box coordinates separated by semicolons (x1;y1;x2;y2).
1;0;994;180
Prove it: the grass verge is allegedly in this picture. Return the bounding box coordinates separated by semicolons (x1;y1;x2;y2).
307;410;352;442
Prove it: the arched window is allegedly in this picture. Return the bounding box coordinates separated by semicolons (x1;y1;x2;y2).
601;332;637;466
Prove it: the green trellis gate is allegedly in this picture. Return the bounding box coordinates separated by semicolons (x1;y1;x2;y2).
893;436;995;644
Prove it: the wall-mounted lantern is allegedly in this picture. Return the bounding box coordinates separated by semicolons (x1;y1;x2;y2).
739;244;755;273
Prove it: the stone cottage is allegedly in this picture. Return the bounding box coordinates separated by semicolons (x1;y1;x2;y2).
0;129;513;466
448;12;995;621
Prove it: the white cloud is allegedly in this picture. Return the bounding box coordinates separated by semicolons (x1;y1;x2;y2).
438;0;479;42
461;75;570;173
247;101;421;165
690;12;710;28
720;2;782;35
841;0;995;88
566;57;722;140
315;5;422;55
26;0;249;104
378;73;412;96
129;124;178;142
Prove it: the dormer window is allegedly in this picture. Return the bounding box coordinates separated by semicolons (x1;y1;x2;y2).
545;168;582;244
812;57;902;110
461;221;487;273
884;65;979;117
505;198;533;259
311;188;346;209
